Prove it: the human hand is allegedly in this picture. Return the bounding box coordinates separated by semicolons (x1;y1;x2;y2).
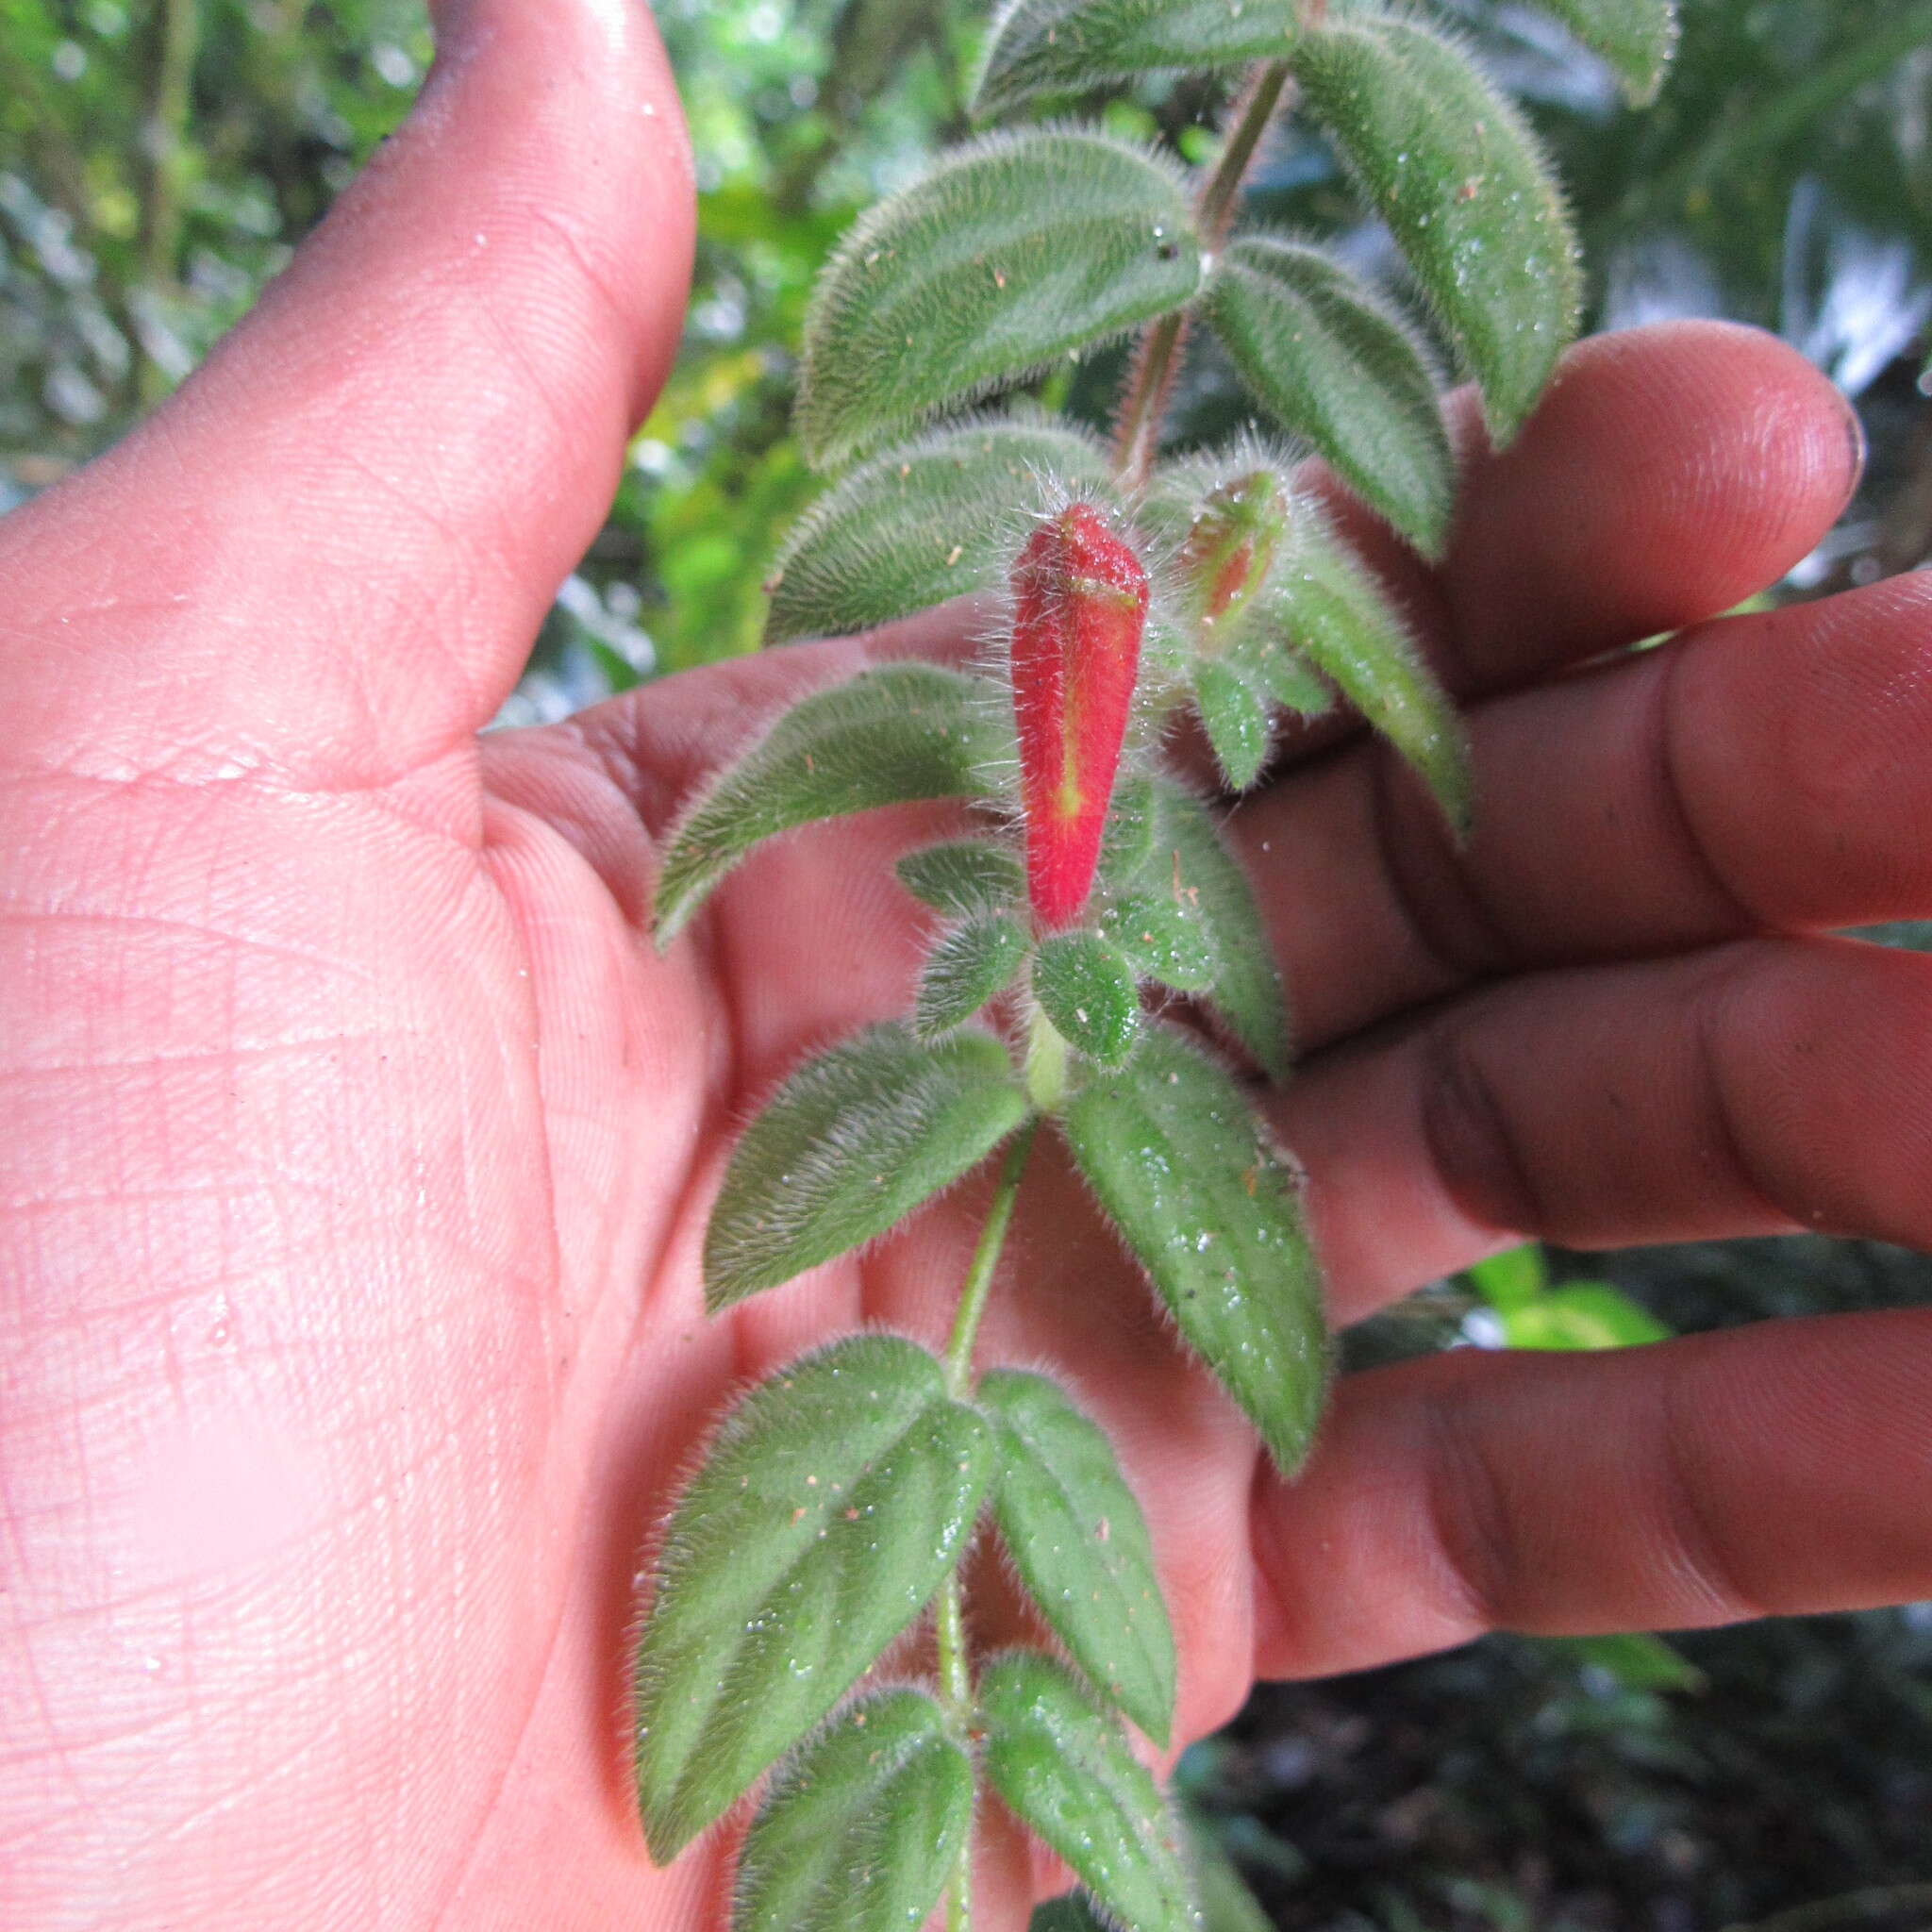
4;3;1928;1926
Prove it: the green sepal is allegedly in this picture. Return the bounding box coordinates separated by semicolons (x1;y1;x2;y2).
1192;658;1274;793
1034;929;1141;1066
733;1690;973;1932
973;0;1302;117
979;1652;1200;1932
1208;237;1453;558
765;414;1115;642
798;129;1203;468
979;1370;1177;1744
653;666;1013;945
898;839;1028;918
634;1336;995;1861
1533;0;1677;105
1267;517;1472;837
1061;1024;1329;1474
916;914;1030;1038
1096;891;1215;993
1292;14;1580;444
705;1023;1030;1309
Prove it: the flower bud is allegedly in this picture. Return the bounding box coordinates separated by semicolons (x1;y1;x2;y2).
1009;504;1149;930
1178;470;1288;637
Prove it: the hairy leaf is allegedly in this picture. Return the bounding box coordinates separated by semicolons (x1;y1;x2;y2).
916;914;1030;1037
1253;644;1334;716
634;1337;993;1860
705;1024;1029;1308
974;0;1302;117
655;666;1013;944
765;415;1114;642
979;1652;1199;1932
1099;771;1158;890
1269;517;1471;834
1062;1025;1328;1473
798;130;1202;467
979;1371;1176;1743
1192;659;1273;792
1209;238;1453;557
1097;891;1215;993
1533;0;1677;104
1146;780;1291;1083
898;839;1028;918
734;1690;972;1932
1292;15;1579;442
1034;929;1141;1065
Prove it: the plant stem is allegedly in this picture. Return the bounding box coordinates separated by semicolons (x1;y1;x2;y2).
1109;58;1294;488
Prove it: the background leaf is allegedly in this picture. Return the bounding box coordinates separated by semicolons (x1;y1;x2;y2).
797;129;1203;467
1269;516;1472;835
1208;237;1453;557
634;1336;993;1859
1532;0;1678;105
734;1690;972;1932
765;414;1114;642
916;914;1030;1036
1034;928;1141;1065
705;1024;1029;1307
1061;1025;1328;1473
980;1369;1177;1744
980;1652;1200;1932
1292;15;1580;442
655;665;1013;943
898;839;1028;918
973;0;1302;117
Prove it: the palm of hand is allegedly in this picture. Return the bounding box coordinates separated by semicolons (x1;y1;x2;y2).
6;7;1931;1930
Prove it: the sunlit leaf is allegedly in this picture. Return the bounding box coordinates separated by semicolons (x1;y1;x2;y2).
765;414;1114;642
1097;891;1216;993
898;839;1028;918
1192;658;1273;792
654;666;1014;944
980;1652;1199;1932
1268;516;1471;835
979;1370;1176;1743
634;1337;993;1860
1465;1242;1549;1312
1035;928;1141;1064
705;1024;1029;1308
1502;1283;1672;1351
1292;15;1579;442
734;1690;972;1932
1061;1025;1328;1473
1533;0;1677;104
798;130;1202;468
973;0;1302;117
1209;237;1453;557
916;914;1030;1037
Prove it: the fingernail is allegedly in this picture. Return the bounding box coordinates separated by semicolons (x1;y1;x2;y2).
1839;388;1869;507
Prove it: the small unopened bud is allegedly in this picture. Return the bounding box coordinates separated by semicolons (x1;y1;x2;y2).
1179;471;1288;636
1009;504;1149;930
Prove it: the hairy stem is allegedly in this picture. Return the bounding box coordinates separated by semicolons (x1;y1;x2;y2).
1109;58;1294;488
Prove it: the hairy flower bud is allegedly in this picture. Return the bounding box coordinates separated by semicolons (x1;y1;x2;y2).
1178;470;1288;638
1009;504;1150;930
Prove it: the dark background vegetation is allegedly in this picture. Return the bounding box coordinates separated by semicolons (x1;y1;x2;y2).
5;3;1930;1925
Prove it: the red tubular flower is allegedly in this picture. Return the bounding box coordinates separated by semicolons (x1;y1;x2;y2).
1009;503;1149;930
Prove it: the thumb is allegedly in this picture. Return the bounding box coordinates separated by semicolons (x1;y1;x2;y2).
0;0;694;783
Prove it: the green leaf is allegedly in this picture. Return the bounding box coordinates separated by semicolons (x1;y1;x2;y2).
1536;1630;1705;1693
1270;517;1471;836
705;1024;1029;1309
1035;929;1141;1065
1208;238;1453;558
1061;1025;1328;1473
898;839;1028;918
1531;0;1677;105
980;1652;1199;1932
973;0;1302;117
1186;1819;1276;1932
734;1690;973;1932
1192;659;1273;792
1292;15;1580;443
634;1336;994;1860
1502;1283;1672;1352
765;415;1115;643
1099;772;1159;890
1253;645;1334;717
980;1371;1176;1744
1097;891;1216;993
1464;1242;1549;1312
798;130;1203;468
654;666;1013;944
1147;780;1291;1083
916;914;1030;1037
